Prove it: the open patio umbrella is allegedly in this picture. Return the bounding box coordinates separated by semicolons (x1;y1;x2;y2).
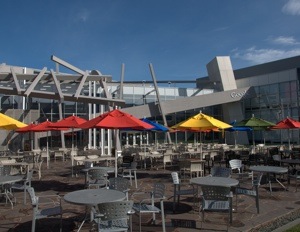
225;120;252;147
50;115;87;176
50;115;87;151
171;112;232;131
270;117;300;150
80;109;154;176
0;113;27;130
235;115;275;146
17;120;68;168
171;112;231;156
141;118;169;148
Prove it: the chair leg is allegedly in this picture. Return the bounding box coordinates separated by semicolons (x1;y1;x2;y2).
160;200;166;232
134;170;137;188
31;219;36;232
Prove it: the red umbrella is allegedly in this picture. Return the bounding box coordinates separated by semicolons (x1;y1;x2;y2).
17;120;68;168
50;115;87;151
16;123;38;133
50;115;87;129
80;109;153;130
270;117;300;149
80;109;154;176
50;115;88;177
271;117;300;129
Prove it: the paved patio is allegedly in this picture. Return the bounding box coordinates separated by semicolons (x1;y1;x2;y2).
1;158;300;232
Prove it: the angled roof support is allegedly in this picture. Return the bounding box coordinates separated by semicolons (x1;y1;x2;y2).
10;67;22;94
74;71;88;99
50;69;64;102
24;67;47;97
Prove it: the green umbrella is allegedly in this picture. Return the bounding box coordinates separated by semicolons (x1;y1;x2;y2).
235;115;275;146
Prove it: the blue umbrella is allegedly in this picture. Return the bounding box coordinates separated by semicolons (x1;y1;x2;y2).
141;118;169;147
225;121;252;146
141;118;169;132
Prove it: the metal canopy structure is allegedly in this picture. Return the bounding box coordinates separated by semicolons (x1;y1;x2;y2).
0;56;125;107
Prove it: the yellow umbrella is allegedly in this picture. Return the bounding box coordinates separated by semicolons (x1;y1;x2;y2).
0;113;27;130
172;112;232;131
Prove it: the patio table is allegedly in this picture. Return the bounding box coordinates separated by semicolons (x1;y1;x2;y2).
64;188;126;231
249;165;288;194
190;176;239;187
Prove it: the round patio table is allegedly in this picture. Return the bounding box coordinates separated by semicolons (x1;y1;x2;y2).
250;165;288;194
64;189;126;231
190;176;239;187
64;188;125;206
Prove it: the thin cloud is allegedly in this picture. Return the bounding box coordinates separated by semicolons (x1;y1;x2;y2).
270;36;300;45
233;46;300;64
76;9;90;22
282;0;300;15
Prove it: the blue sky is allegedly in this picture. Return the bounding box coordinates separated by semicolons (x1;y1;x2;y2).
1;0;300;84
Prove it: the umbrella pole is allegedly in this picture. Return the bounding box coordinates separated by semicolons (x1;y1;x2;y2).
46;131;49;169
288;129;291;150
71;128;74;177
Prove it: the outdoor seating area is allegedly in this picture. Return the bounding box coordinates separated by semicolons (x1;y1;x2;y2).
1;142;300;232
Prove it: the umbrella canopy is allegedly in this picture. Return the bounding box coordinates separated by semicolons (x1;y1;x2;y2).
225;120;253;132
270;117;300;129
171;112;232;131
235;115;275;130
270;117;300;149
80;109;154;130
80;109;154;177
141;118;169;132
0;113;27;130
50;115;87;129
235;115;275;146
225;121;252;146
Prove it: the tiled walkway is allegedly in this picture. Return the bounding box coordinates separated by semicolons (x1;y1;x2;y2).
1;159;300;232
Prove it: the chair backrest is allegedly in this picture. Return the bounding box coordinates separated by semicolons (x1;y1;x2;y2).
171;172;180;185
0;159;16;164
190;161;203;172
163;154;171;163
121;155;134;168
272;155;281;162
201;185;231;201
153;182;165;199
88;168;108;180
74;156;86;165
109;177;130;192
96;200;133;221
211;166;231;177
229;159;242;170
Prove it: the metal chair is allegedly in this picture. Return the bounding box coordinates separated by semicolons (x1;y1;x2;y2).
235;172;262;214
87;168;109;189
93;200;134;232
170;172;197;212
200;185;233;228
210;166;231;177
288;169;300;192
119;161;138;188
11;169;34;204
132;182;166;232
54;150;65;162
27;187;62;232
109;177;130;200
229;159;244;173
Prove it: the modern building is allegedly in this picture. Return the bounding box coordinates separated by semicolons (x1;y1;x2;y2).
0;55;299;152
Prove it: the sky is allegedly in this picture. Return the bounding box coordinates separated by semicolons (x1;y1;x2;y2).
1;0;300;85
